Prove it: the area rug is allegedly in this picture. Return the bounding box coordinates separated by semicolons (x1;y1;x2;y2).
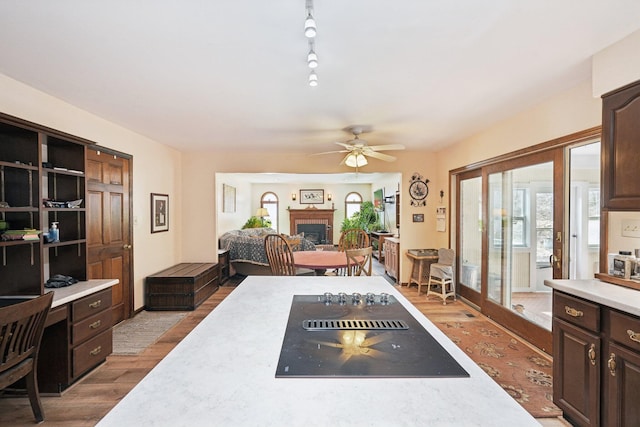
112;311;187;355
436;318;562;418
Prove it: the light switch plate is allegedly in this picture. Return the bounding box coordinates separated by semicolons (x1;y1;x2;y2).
621;219;640;238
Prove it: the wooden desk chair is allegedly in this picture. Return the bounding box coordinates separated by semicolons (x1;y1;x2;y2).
426;248;456;304
264;234;297;276
0;292;54;423
345;246;373;276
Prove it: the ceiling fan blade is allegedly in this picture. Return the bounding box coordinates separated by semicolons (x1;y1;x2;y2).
367;144;405;152
364;151;397;162
335;142;356;151
310;150;349;156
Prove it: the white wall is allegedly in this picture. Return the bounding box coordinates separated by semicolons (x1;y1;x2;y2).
593;29;640;97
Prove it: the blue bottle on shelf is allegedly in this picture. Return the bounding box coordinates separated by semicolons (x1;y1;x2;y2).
49;222;59;242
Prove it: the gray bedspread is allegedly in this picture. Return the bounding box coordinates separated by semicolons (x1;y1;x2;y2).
219;228;316;266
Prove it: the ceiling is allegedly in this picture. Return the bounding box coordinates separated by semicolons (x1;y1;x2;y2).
1;1;639;156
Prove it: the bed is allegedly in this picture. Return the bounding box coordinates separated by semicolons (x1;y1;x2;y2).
219;228;316;276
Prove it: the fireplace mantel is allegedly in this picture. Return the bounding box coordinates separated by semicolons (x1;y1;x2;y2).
289;208;336;244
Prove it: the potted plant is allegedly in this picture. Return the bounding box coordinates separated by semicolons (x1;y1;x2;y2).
241;216;272;229
340;201;382;232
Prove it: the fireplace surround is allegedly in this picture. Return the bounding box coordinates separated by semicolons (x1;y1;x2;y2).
289;208;335;245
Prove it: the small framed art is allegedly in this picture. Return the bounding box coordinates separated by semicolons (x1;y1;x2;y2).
412;213;424;223
151;193;169;233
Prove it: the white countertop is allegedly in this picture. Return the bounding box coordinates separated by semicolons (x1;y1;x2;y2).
45;279;119;308
97;276;539;427
544;278;640;317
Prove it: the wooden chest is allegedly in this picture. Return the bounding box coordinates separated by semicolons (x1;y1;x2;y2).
146;263;219;311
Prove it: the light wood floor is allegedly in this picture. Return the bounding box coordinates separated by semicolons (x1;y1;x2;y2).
0;270;570;426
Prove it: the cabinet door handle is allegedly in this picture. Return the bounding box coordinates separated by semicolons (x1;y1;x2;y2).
90;346;102;356
89;300;102;309
627;329;640;343
588;343;597;366
565;306;584;318
89;320;101;329
608;353;617;376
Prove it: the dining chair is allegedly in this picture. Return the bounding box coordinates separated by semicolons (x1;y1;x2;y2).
0;292;54;423
338;228;370;251
426;248;456;304
345;246;373;276
264;234;297;276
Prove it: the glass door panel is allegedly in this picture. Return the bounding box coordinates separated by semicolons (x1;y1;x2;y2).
486;161;554;332
457;172;482;305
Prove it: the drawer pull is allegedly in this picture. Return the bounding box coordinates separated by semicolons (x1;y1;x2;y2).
89;320;101;329
90;346;102;356
89;300;102;309
588;344;597;366
627;329;640;344
565;306;584;318
608;353;617;376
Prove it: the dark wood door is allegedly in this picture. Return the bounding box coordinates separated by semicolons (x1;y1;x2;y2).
86;148;132;325
605;342;640;427
553;318;601;427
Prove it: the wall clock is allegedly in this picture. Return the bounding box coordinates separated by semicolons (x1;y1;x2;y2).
409;173;429;207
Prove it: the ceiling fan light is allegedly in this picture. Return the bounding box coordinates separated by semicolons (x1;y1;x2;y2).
304;14;316;38
345;153;368;168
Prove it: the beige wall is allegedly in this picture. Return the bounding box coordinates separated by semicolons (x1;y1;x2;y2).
0;74;183;311
593;29;640;97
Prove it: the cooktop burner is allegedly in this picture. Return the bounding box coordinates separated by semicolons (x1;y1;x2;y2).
276;293;469;378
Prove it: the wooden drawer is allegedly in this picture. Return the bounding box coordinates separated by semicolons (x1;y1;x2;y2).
609;309;640;353
71;309;112;345
72;328;112;378
71;288;112;322
553;291;600;332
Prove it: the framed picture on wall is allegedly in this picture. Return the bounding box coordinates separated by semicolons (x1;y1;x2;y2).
151;193;169;233
300;189;324;204
412;213;424;223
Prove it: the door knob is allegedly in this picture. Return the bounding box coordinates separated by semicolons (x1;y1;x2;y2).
123;244;132;249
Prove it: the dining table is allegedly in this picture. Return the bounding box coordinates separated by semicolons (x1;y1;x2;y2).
293;250;352;276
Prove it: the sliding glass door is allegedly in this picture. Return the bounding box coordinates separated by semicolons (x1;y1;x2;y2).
457;170;483;306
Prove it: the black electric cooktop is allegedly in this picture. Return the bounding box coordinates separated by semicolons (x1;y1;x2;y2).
276;293;469;378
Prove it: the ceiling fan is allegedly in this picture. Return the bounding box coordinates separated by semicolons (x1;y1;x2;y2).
312;126;405;168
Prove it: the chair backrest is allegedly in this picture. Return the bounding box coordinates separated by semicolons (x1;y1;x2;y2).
0;292;53;387
437;248;455;267
345;246;373;276
264;234;297;276
338;229;370;251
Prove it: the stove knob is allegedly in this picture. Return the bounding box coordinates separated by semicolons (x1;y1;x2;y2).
352;292;362;305
323;292;333;305
380;293;390;305
366;292;376;305
338;292;347;305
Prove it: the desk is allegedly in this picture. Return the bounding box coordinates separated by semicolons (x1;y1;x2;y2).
293;250;350;275
406;249;439;294
97;276;539;427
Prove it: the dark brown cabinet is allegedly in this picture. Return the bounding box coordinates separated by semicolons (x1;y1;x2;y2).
370;231;393;261
552;290;640;427
601;79;640;210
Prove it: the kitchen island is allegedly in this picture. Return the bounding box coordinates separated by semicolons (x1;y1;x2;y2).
97;276;539;426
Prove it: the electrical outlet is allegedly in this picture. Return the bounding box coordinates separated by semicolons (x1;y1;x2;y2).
621;219;640;238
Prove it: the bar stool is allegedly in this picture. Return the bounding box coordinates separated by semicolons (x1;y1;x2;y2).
426;248;456;304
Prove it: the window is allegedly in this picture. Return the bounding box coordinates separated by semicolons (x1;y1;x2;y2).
345;192;363;218
261;192;279;232
512;188;528;247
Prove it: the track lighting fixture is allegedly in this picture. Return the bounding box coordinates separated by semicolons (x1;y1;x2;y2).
309;71;318;87
307;44;318;69
304;12;316;38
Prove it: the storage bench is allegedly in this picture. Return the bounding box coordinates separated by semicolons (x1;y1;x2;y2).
145;263;219;310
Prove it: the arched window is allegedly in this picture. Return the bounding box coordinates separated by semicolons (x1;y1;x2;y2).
261;192;279;232
344;192;363;219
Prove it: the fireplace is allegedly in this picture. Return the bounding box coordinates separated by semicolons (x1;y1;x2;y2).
297;223;326;244
289;208;335;245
